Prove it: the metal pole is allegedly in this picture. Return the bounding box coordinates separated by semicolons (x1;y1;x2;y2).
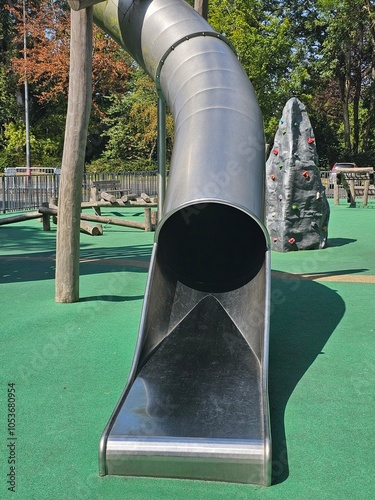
157;97;166;221
2;176;5;213
23;0;31;176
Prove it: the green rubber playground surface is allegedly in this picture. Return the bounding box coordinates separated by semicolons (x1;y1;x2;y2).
1;200;374;499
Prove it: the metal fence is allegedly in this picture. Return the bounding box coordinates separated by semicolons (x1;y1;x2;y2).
0;169;372;214
0;170;159;213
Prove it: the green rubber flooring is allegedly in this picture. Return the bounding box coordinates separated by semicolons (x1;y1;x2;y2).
1;200;374;499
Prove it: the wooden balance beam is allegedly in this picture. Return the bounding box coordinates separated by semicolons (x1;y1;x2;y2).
39;206;154;232
0;212;42;226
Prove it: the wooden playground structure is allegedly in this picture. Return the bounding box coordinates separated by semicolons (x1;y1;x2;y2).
0;189;158;234
333;167;375;207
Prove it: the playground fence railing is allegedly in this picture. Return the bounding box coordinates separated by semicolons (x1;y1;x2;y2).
0;170;371;214
0;170;160;213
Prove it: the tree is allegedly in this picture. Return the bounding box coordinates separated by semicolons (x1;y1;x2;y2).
318;0;375;157
99;67;174;166
0;1;20;151
362;0;375;153
3;0;374;171
5;0;131;167
208;0;312;141
10;0;130;109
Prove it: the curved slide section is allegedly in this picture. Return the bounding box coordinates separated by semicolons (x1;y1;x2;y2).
91;0;271;485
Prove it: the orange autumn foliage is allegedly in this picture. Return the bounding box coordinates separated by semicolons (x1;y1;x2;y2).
9;0;130;112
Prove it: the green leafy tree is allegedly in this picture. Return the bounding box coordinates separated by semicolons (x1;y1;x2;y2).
208;0;314;141
0;1;20;151
6;0;131;168
317;0;375;158
99;68;174;166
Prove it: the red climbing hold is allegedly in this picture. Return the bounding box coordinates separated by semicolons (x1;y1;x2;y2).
273;148;279;155
270;174;276;181
308;137;315;144
288;237;296;245
302;170;310;179
273;237;278;242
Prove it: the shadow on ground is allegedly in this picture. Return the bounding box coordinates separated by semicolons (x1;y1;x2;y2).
80;294;144;302
0;224;152;284
269;276;345;484
0;244;152;284
328;237;356;247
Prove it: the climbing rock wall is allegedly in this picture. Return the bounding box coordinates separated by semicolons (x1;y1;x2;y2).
265;98;330;251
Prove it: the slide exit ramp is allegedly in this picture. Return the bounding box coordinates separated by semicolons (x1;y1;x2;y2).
91;0;271;485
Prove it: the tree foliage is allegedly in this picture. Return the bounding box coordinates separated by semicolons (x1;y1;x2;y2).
1;0;375;172
1;0;131;169
100;68;174;164
0;1;19;150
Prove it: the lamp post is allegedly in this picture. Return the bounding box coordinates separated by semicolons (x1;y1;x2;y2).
23;0;31;176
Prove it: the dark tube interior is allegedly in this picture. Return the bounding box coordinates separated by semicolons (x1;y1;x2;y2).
157;203;267;293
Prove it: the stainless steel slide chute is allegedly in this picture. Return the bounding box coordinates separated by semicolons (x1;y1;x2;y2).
91;0;271;485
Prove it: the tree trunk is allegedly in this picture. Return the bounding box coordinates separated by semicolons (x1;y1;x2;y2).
362;75;375;150
352;28;363;155
337;51;352;154
362;1;375;150
55;8;92;303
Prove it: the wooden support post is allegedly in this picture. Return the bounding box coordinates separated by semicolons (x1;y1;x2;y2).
151;210;158;229
194;0;208;19
349;179;356;207
334;181;339;205
90;186;98;201
55;7;93;303
41;202;51;231
50;197;58;224
144;207;152;232
363;179;370;206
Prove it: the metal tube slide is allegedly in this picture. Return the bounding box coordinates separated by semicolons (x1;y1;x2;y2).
93;0;271;485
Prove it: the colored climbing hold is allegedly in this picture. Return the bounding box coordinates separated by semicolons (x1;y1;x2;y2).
288;237;296;245
278;194;283;201
292;204;298;211
279;164;283;169
282;129;286;135
308;137;315;144
273;148;279;155
270;174;276;181
273;237;278;242
280;119;284;124
302;170;310;179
